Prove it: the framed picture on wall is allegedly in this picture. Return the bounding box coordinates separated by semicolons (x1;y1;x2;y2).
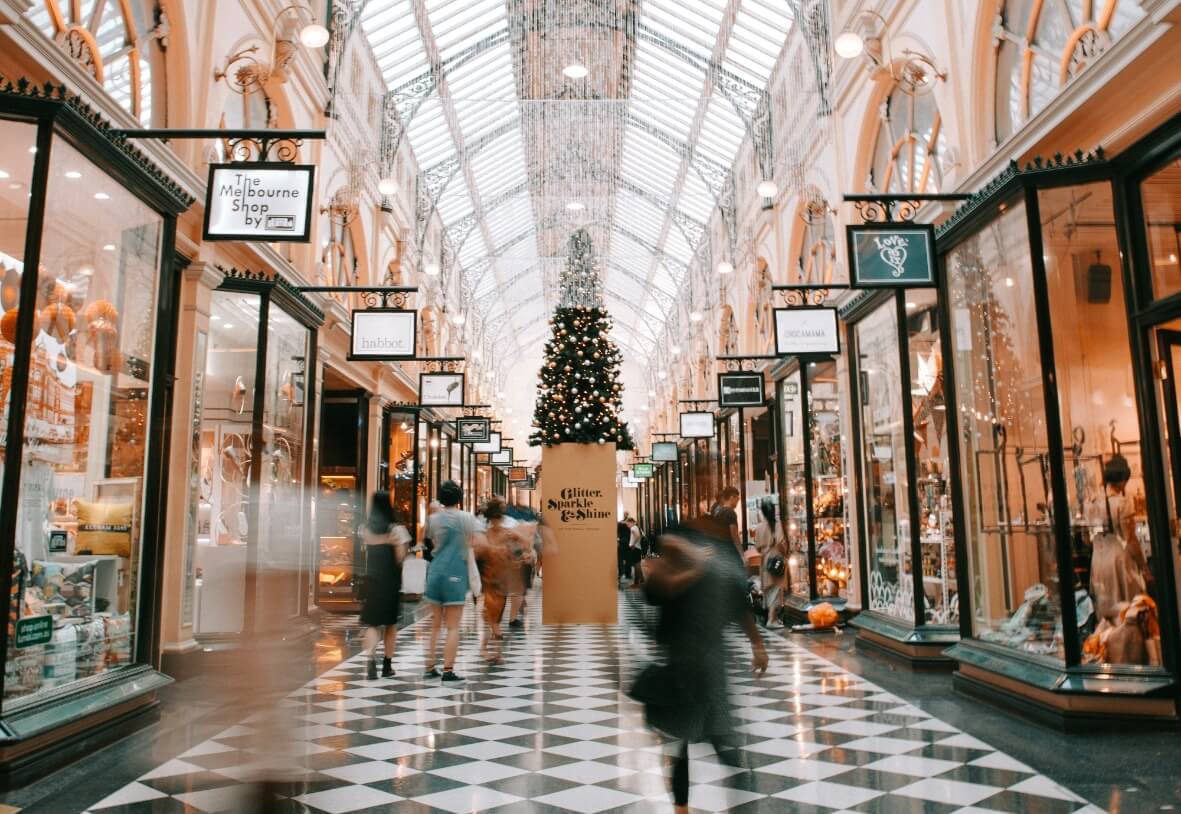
419;372;465;407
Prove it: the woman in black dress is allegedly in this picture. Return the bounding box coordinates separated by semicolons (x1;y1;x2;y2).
360;491;409;680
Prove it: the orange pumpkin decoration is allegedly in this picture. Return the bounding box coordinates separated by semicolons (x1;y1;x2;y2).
1;267;20;311
41;302;76;340
1;307;37;344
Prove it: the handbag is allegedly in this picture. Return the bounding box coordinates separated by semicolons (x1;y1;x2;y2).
764;555;785;577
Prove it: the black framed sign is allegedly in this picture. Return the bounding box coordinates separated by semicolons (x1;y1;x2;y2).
473;431;501;454
203;163;316;242
457;417;491;443
509;466;529;482
718;372;765;408
349;309;417;360
847;222;937;287
680;411;715;438
491;448;513;466
774;307;840;355
651;441;678;462
419;372;465;407
632;462;654;478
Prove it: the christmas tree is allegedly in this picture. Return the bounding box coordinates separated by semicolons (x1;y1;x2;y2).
529;229;634;449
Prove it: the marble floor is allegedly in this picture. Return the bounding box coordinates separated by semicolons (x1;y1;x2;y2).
73;593;1107;814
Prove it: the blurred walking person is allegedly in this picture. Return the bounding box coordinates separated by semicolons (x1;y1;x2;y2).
632;519;768;814
423;481;481;682
359;491;409;679
473;498;535;663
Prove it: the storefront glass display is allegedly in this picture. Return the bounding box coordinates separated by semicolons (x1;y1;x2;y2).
6;134;163;706
808;360;848;599
193;291;259;636
780;373;808;596
316;395;364;608
0;120;36;491
855;300;913;621
386;411;417;525
744;405;774;536
907;291;957;624
1040;182;1159;667
1142;159;1181;300
947;201;1063;660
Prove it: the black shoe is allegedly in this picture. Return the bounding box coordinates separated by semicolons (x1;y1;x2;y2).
424;668;441;679
508;618;524;629
381;658;394;678
441;671;463;682
367;658;378;681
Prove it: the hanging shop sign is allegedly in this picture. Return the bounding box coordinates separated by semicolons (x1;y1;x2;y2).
491;448;513;466
473;430;502;454
651;441;678;462
718;372;765;408
203;163;316;242
509;466;529;482
621;476;640;488
457;417;491;443
774;307;840;355
632;462;655;478
419;372;465;407
680;411;716;439
847;223;936;287
349;309;416;360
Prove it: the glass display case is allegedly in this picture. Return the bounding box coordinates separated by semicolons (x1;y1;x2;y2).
0;84;188;773
939;151;1179;721
847;289;959;663
315;392;369;611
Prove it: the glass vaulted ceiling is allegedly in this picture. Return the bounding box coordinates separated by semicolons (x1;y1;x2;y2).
359;0;794;359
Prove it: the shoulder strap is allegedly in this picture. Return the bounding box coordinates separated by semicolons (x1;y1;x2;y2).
1104;494;1115;534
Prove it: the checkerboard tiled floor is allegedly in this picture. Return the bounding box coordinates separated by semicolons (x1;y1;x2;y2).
84;593;1103;813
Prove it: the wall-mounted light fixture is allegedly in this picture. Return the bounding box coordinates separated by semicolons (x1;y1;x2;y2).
834;10;945;97
214;4;330;95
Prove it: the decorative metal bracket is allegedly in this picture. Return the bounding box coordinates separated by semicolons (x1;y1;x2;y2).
112;128;326;164
771;284;845;307
716;354;781;372
296;285;417;309
844;193;970;223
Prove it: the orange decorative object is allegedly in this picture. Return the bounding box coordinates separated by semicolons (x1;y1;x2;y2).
41;302;76;340
807;602;839;629
84;299;119;328
1;266;20;311
42;279;69;305
1;307;37;344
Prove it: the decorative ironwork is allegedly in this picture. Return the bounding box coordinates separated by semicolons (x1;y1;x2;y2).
223;133;304;162
847;193;971;224
774;287;832;307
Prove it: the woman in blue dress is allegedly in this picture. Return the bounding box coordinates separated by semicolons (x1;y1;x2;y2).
423;480;480;681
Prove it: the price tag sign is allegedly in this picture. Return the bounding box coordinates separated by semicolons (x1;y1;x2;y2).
15;615;53;649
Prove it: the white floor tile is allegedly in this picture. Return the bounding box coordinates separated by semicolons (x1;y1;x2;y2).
319;760;418;784
293;785;403;813
532;785;643;813
774;780;885;808
411;786;524;813
90;782;168;809
893;778;1004;806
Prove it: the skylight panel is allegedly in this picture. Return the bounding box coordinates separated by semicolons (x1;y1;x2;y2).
436;177;473;222
458;233;487;267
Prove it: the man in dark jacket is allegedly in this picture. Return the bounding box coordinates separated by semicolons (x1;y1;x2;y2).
617;515;632;584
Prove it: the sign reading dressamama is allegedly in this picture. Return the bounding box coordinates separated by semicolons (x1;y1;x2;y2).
541;443;618;624
203;163;316;242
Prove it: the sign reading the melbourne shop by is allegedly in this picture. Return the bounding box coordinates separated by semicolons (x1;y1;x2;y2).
15;615;53;649
774;307;840;355
204;163;316;242
718;372;765;407
350;309;416;360
847;223;936;287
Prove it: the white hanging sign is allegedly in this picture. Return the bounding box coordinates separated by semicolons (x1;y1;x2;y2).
419;372;465;406
774;307;840;355
349;309;417;360
203;163;315;242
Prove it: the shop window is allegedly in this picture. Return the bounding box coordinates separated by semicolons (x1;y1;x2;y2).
907;290;957;624
1140;157;1181;301
193;291;260;636
256;307;309;622
855;301;914;621
781;373;808;596
744;406;774;540
27;1;166;126
317;397;363;607
0;120;38;488
994;1;1143;143
6;134;163;707
947;201;1062;659
1040;181;1159;667
808;360;849;600
386;412;417;525
868;85;948;195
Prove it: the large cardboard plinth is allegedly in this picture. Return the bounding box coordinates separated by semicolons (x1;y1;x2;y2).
541;443;619;624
